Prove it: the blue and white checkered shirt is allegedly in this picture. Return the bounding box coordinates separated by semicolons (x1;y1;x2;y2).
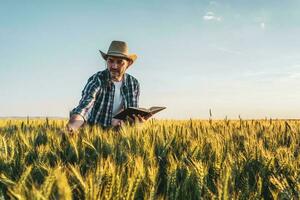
71;69;140;127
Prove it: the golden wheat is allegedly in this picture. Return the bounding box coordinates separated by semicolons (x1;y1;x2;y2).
0;119;299;199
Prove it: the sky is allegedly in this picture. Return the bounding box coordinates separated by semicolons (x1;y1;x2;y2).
1;0;300;119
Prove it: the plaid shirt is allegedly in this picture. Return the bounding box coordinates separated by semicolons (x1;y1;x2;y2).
71;69;140;127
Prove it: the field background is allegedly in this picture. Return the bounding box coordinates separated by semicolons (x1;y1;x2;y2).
0;119;299;199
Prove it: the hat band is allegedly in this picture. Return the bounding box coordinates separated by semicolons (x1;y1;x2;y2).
107;51;129;56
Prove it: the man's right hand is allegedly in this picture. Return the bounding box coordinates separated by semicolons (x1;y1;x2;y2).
111;118;123;127
66;114;85;134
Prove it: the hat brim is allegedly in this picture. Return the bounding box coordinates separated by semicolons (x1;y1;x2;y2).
99;50;137;64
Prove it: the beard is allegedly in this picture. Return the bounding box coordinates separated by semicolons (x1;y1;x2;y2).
107;63;127;81
110;70;120;76
109;69;123;81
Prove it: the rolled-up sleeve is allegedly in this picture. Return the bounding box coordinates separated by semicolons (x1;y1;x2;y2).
71;74;101;121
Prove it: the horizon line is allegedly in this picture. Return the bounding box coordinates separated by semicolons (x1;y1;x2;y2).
0;116;299;121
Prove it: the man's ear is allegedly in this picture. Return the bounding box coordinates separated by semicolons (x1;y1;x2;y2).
126;60;133;69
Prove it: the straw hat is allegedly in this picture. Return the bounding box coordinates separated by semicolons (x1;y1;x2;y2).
99;41;137;64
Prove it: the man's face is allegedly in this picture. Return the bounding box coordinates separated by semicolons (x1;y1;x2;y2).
106;56;130;81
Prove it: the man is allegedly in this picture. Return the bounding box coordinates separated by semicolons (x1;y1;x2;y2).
67;40;148;132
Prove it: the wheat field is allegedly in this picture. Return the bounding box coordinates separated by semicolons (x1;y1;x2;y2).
0;118;299;199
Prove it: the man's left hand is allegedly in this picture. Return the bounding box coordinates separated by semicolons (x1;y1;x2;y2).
130;114;152;124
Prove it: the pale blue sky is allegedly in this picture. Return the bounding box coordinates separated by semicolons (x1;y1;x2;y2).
1;0;300;119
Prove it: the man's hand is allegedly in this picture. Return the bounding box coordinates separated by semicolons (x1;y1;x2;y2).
127;114;152;124
66;114;85;134
112;118;123;127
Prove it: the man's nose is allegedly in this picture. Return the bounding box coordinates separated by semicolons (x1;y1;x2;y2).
111;63;118;68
